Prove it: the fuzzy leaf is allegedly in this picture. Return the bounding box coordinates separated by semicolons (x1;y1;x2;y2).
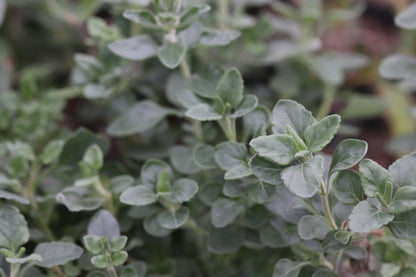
230;94;258;118
6;253;42;264
389;152;416;188
157;40;187;69
388;186;416;214
120;186;157;206
163;178;199;203
249;134;297;166
297;215;330;240
211;198;243;228
304;114;341;152
379;54;416;80
40;140;64;165
395;2;416;30
186;104;222;121
388;209;416;239
333;170;363;205
199;29;241;46
157;206;189;229
35;242;83;268
169;146;201;174
108;35;158;60
273;259;309;277
207;225;243;254
123;9;158;29
224;164;252;180
349;200;394;233
215;68;244;108
249;155;283;185
214;142;247;170
87;210;120;240
141;159;173;185
0;205;29;252
193;145;217;169
329;139;367;176
360;159;393;198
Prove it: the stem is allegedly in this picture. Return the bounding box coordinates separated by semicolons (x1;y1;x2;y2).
333;250;344;273
10;264;20;277
107;266;119;277
52;265;67;277
180;58;191;79
218;116;236;142
217;0;229;29
319;180;338;230
316;85;336;120
26;162;40;210
94;179;116;215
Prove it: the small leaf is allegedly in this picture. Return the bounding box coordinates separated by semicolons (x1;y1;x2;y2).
230;94;258;118
169;146;201;174
143;215;171;237
166;178;199;203
56;186;103;212
224;164;252;180
349;200;394;233
82;144;103;173
0;205;29;252
6;253;42;264
308;54;343;85
214;141;247;170
157;206;190;229
179;5;211;30
110;236;128;252
249;155;283;185
141;159;173;186
329;139;367;176
87;210;120;240
273;259;309;277
271;99;316;138
360;159;393;198
249;134;297;166
0;190;30;205
333;170;363;205
186;103;222;121
35;242;83;268
193;145;217;169
83;235;103;254
156;170;171;193
379;54;416;80
157;40;187;69
188;66;224;99
215;68;244;108
120;186;157;206
344;246;368;259
207;225;244;254
281;155;324;198
91;254;109;269
211;198;243;228
123;9;158;29
108;35;158;61
107;101;178;136
297;215;330;240
304;114;341;152
389;151;416;188
112;251;128;266
395;2;416;30
388;186;416;214
200;29;241;46
40;140;64;165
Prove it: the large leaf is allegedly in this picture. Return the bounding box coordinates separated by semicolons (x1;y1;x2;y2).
349;200;394;233
207;225;244;254
388;186;416;214
214;142;247;171
87;210;120;240
120;186;157;206
199;29;241;46
108;35;158;60
281;155;324;198
161;178;199;203
379;54;416;80
157;206;189;229
123;9;158;29
249;134;297;166
186;104;222;121
215;68;244;108
304;114;340;152
333;170;363;205
35;242;83;268
297;215;330;240
271;100;316;137
249;155;283;185
169;146;201;174
329;139;367;176
360;158;393;198
388;152;416;188
273;259;309;277
141;159;173;185
107;101;178;136
157;40;187;69
395;2;416;30
388;209;416;239
211;198;243;228
0;205;29;252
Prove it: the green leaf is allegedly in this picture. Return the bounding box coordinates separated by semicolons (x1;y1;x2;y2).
141;159;173;185
107;101;178;136
333;170;363;205
211;198;243;228
164;178;198;203
230;94;258;118
178;5;211;30
388;186;416;214
120;186;157;206
349;200;394;233
207;225;244;254
108;35;158;61
123;9;159;29
185;103;222;121
87;210;120;240
199;29;241;46
379;54;416;80
35;242;83;268
156;170;171;193
83;235;103;255
249;155;283;185
360;158;393;198
169;146;201;174
91;254;108;269
344;246;368;259
110;236;128;252
335;231;352;245
0;205;29;252
308;54;343;85
0;190;30;205
389;152;416;187
249;134;297;166
193;145;217;169
214;141;247;170
157;40;187;69
87;17;120;42
312;270;338;277
82;144;103;173
56;186;103;212
112;251;128;266
388;208;416;238
157;206;190;229
281;155;324;198
188;66;224;99
271;100;316;137
215;68;244;108
224;163;252;180
260;222;300;248
395;2;416;30
381;263;401;277
297;215;330;240
304;114;341;152
6;253;42;264
40;139;64;165
273;259;309;277
243;204;270;229
329;139;368;176
143;215;171;237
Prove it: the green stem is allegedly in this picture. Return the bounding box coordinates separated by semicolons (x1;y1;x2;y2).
319;181;338;230
218;116;236;142
333;250;344;273
107;266;119;277
26;162;40;210
217;0;229;29
94;179;116;215
10;264;20;277
180;58;191;79
316;85;336;120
